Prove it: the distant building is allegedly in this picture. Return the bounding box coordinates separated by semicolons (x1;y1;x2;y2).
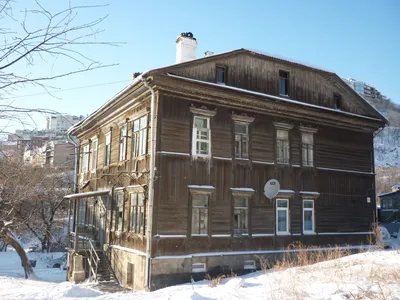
23;140;75;169
8;129;66;156
46;114;84;132
378;184;400;223
342;78;387;101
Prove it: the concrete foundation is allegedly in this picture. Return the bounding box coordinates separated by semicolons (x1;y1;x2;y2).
110;247;146;290
70;253;86;283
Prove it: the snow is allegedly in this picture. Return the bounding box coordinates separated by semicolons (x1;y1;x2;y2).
157;151;190;156
188;185;215;189
1;249;400;299
316;167;374;175
374;126;400;167
230;188;255;192
252;160;275;165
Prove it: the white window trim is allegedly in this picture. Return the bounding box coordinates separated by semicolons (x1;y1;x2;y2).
119;125;127;161
104;132;112;166
192;116;211;157
82;144;90;173
91;139;98;172
303;199;315;234
276;199;290;235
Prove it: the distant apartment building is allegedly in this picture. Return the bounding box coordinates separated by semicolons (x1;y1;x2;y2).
46;114;84;132
8;129;67;155
24;140;75;169
343;78;387;101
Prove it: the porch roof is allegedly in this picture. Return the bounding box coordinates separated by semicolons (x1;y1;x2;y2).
64;190;110;200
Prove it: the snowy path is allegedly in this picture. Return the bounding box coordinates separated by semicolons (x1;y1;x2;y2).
1;250;400;299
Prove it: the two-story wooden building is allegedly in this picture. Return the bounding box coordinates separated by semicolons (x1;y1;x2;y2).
66;33;387;290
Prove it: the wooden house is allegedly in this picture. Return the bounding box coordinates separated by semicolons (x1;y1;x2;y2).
379;184;400;222
65;33;388;290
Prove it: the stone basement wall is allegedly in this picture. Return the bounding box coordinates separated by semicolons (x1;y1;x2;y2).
150;254;259;290
110;247;146;290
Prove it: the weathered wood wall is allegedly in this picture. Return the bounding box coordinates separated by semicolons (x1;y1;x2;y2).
152;93;376;256
167;53;367;116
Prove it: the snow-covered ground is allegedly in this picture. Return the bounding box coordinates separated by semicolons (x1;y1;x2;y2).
1;247;400;300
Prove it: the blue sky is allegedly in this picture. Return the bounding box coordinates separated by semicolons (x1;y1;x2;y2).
2;0;399;131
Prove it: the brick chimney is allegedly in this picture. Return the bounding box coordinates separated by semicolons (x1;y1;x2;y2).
176;32;197;64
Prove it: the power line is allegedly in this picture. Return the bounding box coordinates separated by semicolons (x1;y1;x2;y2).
1;80;130;100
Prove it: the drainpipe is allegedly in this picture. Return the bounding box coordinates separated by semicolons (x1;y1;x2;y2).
142;77;155;290
67;132;79;251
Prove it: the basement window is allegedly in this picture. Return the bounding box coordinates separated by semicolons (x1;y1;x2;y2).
192;263;206;273
244;260;256;270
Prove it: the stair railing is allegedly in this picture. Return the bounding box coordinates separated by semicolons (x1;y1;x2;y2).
87;238;100;282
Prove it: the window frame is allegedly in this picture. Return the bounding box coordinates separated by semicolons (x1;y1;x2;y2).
129;192;145;234
192;116;211;157
233;194;249;236
104;132;112;166
302;132;314;167
82;144;90;173
276;198;290;235
119;125;128;161
302;199;315;234
216;66;226;84
114;192;124;232
276;129;290;164
234;122;249;159
132;115;148;158
190;192;211;237
91;139;98;172
279;70;289;96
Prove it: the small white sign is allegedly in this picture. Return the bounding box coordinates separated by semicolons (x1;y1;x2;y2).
264;179;280;200
367;197;371;203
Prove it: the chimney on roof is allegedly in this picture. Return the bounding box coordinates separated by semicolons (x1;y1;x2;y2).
204;51;214;57
176;32;197;64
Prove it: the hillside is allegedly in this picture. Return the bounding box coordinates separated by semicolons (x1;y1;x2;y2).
365;97;400;167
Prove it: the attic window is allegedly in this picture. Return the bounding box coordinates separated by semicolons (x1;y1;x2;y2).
216;66;226;84
279;70;289;96
333;94;342;110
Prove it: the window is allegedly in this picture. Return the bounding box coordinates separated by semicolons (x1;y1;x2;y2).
104;132;111;166
115;193;124;231
78;199;86;226
303;200;315;233
302;133;314;167
333;94;342;110
119;126;127;161
233;195;249;236
276;199;289;234
216;66;226;84
244;260;256;270
279;70;289;96
191;194;209;235
132;115;148;157
91;139;98;171
192;263;206;273
192;116;210;156
82;144;90;172
276;129;289;164
129;193;145;234
234;123;249;159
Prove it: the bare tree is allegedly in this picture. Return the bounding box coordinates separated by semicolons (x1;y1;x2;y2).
0;0;116;278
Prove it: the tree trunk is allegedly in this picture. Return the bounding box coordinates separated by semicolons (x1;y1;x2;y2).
0;222;33;278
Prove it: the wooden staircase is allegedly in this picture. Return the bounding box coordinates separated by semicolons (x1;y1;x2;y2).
95;251;118;284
